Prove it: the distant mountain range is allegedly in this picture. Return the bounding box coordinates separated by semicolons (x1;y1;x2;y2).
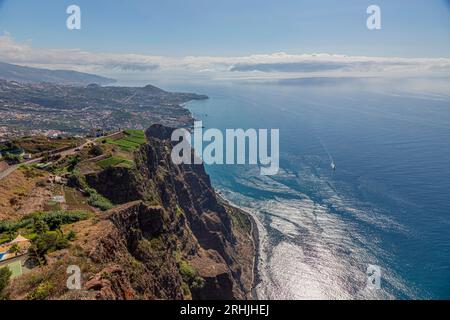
0;61;115;86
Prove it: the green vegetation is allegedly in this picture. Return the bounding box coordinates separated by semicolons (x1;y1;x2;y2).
9;243;19;255
173;251;205;293
66;230;76;241
87;191;114;211
0;267;12;300
0;141;23;163
2;152;22;164
6;261;22;278
21;166;44;179
179;260;205;291
88;145;103;157
105;129;146;152
228;208;252;234
68;170;113;211
97;156;133;169
0;211;89;233
105;139;140;151
123;129;147;144
12;136;79;154
124;129;145;137
30;231;70;263
26;281;53;300
0;210;80;263
25;216;81;264
175;205;185;218
67;155;81;171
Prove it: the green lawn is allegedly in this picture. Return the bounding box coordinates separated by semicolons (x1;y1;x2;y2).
7;261;23;278
123;135;147;145
97;156;134;169
105;138;141;152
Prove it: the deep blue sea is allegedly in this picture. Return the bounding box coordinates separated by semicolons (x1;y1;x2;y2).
122;78;450;299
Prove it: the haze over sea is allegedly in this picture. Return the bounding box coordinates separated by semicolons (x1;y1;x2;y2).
121;77;450;299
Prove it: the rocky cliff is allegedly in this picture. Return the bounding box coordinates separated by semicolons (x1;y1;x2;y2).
7;124;255;300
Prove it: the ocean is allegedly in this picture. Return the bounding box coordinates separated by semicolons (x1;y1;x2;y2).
123;77;450;299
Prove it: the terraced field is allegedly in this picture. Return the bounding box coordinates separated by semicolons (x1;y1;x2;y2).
105;130;146;152
97;156;134;169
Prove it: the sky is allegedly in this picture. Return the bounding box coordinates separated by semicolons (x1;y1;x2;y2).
0;0;449;80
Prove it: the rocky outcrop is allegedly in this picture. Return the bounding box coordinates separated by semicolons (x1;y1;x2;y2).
85;167;142;204
7;124;255;300
78;202;186;300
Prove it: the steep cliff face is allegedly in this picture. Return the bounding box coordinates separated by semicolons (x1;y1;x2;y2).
85;167;143;204
131;124;255;299
7;124;255;300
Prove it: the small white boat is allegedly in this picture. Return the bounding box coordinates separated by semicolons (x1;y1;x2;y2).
331;162;336;171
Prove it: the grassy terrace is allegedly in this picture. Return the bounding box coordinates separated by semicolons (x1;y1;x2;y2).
94;129;146;169
97;156;134;169
104;129;146;152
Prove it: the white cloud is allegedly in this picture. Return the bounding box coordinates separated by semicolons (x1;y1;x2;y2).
1;33;450;80
0;33;161;72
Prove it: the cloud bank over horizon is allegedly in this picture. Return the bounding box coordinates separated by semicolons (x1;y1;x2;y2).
1;33;450;81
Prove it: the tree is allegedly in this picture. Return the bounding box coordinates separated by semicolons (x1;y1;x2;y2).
0;267;12;299
33;218;49;235
30;232;69;264
6;230;16;242
88;145;103;157
66;230;76;241
47;215;63;234
67;155;81;171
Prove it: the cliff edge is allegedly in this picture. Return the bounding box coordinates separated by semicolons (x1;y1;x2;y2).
6;124;255;300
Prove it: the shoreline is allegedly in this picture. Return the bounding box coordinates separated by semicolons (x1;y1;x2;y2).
216;192;260;300
182;97;260;300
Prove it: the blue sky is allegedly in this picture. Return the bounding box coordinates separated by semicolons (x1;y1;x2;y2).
0;0;450;81
0;0;449;57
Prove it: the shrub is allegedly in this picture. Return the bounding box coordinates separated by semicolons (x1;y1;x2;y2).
26;281;53;300
175;206;184;218
0;211;89;239
67;155;81;171
0;267;12;299
30;231;69;263
33;218;49;235
179;260;196;280
0;219;31;233
178;260;205;291
66;230;76;241
87;191;113;211
88;145;103;157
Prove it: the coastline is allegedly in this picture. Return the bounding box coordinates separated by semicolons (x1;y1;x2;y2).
181;98;260;300
216;192;260;300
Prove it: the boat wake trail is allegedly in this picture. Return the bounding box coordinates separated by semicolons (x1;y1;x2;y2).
318;137;336;171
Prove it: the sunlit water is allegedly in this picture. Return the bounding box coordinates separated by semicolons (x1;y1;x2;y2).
119;78;450;299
